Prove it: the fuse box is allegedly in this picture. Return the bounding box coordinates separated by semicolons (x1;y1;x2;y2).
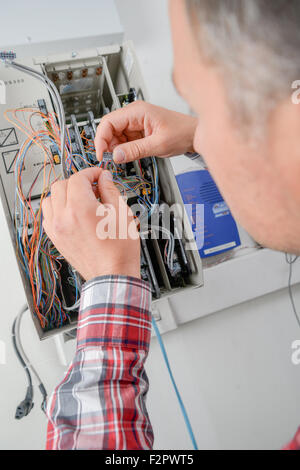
0;42;203;339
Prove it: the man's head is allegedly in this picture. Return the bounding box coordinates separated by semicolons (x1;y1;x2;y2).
169;0;300;254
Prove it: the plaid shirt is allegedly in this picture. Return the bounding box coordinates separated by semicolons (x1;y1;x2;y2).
45;275;300;451
46;275;154;450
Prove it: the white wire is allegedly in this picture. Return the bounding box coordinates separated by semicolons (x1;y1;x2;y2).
62;299;81;312
15;305;44;387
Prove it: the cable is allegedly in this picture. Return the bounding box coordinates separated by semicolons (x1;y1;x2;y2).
285;254;300;329
63;299;81;312
2;55;160;330
12;307;34;419
3;60;68;178
16;306;48;413
15;307;45;388
151;316;198;450
12;305;48;417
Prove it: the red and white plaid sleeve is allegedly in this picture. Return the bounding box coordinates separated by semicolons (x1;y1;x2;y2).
46;275;154;450
283;428;300;450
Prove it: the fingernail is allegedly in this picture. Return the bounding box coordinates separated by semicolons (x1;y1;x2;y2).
102;170;113;181
113;148;125;163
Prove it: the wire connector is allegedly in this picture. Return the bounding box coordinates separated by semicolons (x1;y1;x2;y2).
102;152;113;163
15;386;34;420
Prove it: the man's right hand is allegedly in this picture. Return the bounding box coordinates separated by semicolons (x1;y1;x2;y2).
95;101;197;164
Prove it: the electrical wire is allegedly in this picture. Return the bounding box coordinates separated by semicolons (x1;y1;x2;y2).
151;316;198;450
3;55;198;449
5;104;158;328
2;59;167;332
142;224;175;274
159;225;175;273
12;305;48;416
12;307;33;391
9;111;70;329
285;254;300;329
4;60;68;178
15;307;46;388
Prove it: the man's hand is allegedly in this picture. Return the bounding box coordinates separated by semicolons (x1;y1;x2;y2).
95;101;197;164
42;168;141;281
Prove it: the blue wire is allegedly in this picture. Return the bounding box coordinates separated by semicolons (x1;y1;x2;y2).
151;316;198;450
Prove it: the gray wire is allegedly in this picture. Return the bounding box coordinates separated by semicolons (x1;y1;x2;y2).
142;224;175;273
158;226;175;273
9;62;64;128
62;299;81;311
13;305;48;413
6;61;68;178
7;62;63;130
16;62;66;176
12;307;33;390
15;305;45;386
285;254;300;329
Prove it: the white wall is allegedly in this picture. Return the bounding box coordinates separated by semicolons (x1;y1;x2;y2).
116;0;189;114
0;0;300;450
0;0;124;57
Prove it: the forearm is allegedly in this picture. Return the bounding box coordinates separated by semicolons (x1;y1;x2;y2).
46;275;153;450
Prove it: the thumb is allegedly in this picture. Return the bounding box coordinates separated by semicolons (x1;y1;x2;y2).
113;136;159;163
98;170;120;206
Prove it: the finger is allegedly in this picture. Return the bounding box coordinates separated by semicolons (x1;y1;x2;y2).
67;167;102;208
113;135;161;163
95;102;146;161
100;135;126;161
95;124;109;162
92;183;100;200
109;134;127;152
50;180;68;214
95;117;125;162
97;170;122;206
41;195;53;224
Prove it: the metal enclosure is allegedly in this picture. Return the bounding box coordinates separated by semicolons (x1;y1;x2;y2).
0;42;203;339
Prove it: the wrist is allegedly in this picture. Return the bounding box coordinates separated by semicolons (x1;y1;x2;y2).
186;116;198;153
187;117;198;153
84;266;141;282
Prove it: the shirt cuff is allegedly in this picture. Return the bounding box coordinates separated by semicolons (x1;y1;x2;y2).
76;275;152;352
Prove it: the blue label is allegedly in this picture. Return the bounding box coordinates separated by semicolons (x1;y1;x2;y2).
176;170;241;258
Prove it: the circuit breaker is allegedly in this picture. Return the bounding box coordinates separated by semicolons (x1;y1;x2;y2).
0;41;203;339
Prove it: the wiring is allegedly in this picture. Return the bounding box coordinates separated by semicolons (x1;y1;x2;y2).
3;103;160;329
12;305;48;418
157;225;176;274
3;57;197;450
1;57;160;327
7;107;72;329
12;308;34;420
6;61;68;178
285;254;300;329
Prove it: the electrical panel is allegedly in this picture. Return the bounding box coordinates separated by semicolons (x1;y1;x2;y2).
0;42;203;339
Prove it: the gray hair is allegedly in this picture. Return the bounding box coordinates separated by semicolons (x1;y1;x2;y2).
185;0;300;134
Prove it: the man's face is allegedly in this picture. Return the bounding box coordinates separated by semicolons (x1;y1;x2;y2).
169;0;300;254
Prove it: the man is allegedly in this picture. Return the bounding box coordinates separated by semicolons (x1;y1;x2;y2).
43;0;300;450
